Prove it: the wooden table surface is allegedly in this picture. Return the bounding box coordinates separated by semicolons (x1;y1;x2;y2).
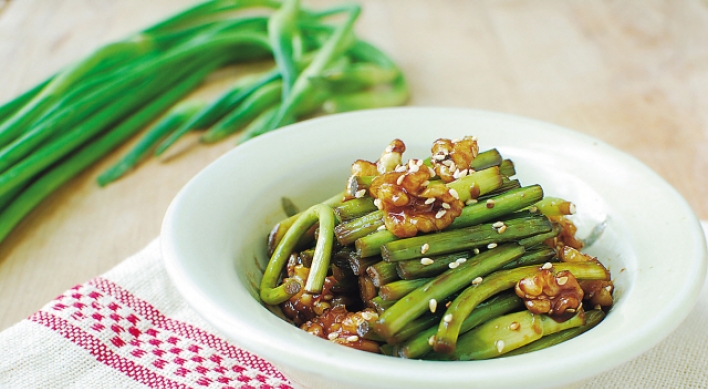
0;0;706;332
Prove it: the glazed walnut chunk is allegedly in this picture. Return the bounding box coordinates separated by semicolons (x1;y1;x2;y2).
515;268;584;321
430;136;479;183
560;246;614;310
346;137;480;237
368;160;464;238
579;280;614;309
301;306;381;353
350;139;406;178
280;261;338;326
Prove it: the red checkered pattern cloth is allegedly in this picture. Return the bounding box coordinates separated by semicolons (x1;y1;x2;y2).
0;239;292;389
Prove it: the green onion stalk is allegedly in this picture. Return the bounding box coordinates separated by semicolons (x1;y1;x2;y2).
0;0;410;246
260;204;336;304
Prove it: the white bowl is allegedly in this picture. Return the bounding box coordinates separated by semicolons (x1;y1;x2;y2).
161;107;707;389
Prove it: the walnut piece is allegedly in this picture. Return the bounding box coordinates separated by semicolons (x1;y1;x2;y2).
301;306;381;353
347;137;485;237
280;264;337;326
579;280;614;309
368;161;464;238
350;139;406;178
430;136;479;183
557;245;614;309
515;269;584;321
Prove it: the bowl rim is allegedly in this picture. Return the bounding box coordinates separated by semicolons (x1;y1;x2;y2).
161;107;707;389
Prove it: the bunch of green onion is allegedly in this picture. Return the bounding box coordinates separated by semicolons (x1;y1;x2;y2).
0;0;408;245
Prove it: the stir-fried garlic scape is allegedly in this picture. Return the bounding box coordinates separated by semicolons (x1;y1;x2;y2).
259;137;614;359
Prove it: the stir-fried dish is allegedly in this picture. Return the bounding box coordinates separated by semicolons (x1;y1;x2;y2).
259;136;613;360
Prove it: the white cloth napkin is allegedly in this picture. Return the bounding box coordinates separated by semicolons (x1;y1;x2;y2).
1;224;707;389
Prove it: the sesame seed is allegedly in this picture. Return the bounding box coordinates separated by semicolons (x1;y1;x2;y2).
433;154;446;161
421;243;430;254
416;159;424;166
465;199;478;206
409;164;420;173
557;276;568;286
396;175;405;185
346;335;359;342
567;308;576;313
448;262;459;269
445;301;452;308
487;243;498;249
442;203;451;209
443;314;453;323
498;225;508;234
392;195;400;203
436;209;447;219
569;203;577;215
605;285;613;292
492;221;504;228
328;333;339;340
456;257;467;264
442;160;452;166
449;188;459;199
374;198;382;209
429;299;438;313
377;225;387;231
385;145;394;153
425;197;435;205
428;167;436;177
449;162;457;172
428;335;436;346
495;340;505;353
422;180;430;186
509;322;520;331
486;199;496;209
395;165;407;173
529;206;538;213
594;304;602;310
421;257;434;266
457;169;468;178
411;219;418;225
473;248;480;254
472;276;483;286
541;262;553;270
